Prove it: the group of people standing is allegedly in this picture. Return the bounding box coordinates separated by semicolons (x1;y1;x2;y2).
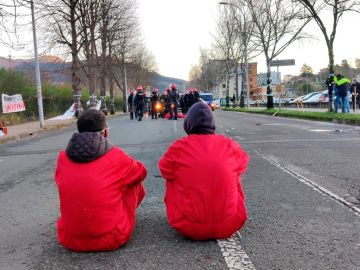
127;84;202;121
326;74;360;113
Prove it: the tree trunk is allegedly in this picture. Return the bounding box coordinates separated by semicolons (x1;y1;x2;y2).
89;2;97;109
266;61;274;109
70;0;82;117
122;54;128;113
240;63;245;108
235;62;239;107
108;41;115;115
99;20;107;114
327;42;335;112
226;72;230;108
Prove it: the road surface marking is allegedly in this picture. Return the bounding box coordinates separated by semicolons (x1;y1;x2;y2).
217;124;224;128
173;120;178;137
218;234;256;270
254;149;360;217
259;123;287;126
309;129;331;132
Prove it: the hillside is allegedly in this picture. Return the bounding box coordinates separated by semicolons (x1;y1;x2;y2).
0;56;188;90
150;73;187;92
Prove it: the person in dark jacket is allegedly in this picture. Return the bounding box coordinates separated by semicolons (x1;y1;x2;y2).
127;89;135;120
170;84;179;120
193;88;200;104
335;74;351;113
159;101;249;240
150;88;159;119
55;109;147;252
350;78;360;110
134;85;145;121
165;87;172;118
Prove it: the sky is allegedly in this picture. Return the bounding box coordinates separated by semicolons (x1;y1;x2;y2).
2;1;360;81
138;0;360;80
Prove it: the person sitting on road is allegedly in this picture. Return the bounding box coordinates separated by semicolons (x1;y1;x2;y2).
55;109;147;252
158;101;249;240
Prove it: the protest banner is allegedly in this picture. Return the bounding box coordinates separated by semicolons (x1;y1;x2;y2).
1;94;26;113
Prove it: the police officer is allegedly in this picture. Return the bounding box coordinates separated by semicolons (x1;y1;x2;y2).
350;78;360;110
165;87;172;119
170;84;179;120
150;88;159;119
127;89;135;120
193;88;200;104
134;85;145;121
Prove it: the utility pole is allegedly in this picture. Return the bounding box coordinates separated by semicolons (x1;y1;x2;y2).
30;0;45;128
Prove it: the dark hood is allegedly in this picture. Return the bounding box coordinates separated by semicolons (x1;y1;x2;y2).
66;132;113;163
184;101;215;135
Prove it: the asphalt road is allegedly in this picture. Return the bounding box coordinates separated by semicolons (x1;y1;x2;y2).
0;110;359;270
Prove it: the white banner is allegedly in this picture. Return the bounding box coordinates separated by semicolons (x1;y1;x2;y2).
48;103;76;121
1;94;26;113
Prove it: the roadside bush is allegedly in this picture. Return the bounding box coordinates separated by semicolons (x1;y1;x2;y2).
1;69;124;125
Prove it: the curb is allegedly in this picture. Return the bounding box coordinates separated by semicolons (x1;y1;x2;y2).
0;119;77;145
0;112;127;145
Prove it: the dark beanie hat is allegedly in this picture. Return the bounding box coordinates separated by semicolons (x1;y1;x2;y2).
77;109;107;133
183;101;215;135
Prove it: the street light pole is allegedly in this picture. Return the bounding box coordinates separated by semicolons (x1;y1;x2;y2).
30;0;44;128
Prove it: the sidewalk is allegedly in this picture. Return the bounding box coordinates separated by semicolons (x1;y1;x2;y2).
0;112;125;145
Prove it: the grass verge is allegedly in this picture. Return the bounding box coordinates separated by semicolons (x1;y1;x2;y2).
223;107;360;124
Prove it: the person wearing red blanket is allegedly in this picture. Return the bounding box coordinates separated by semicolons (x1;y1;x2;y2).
159;101;249;240
55;109;146;252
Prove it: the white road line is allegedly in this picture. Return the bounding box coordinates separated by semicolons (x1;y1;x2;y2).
254;149;360;217
173;120;178;137
218;235;256;270
217;124;224;128
235;136;245;141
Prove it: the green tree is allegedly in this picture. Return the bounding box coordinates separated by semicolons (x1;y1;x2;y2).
300;64;313;77
355;58;360;69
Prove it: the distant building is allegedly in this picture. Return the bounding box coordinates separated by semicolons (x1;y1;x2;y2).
212;62;258;100
283;75;294;83
257;71;281;86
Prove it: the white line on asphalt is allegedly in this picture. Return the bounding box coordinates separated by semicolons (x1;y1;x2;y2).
254;149;360;217
235;136;245;141
218;235;256;270
259;123;287;126
217;124;224;128
173;120;178;137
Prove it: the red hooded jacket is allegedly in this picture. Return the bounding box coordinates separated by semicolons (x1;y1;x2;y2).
55;141;146;252
159;134;249;240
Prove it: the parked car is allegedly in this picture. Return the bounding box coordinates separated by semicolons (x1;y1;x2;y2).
213;99;221;108
199;93;216;111
302;92;324;103
289;95;305;104
289;92;321;104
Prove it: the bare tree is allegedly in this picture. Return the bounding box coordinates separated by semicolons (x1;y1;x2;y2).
297;0;360;111
245;0;311;108
78;0;101;109
188;48;226;91
111;0;140;112
224;0;260;108
40;0;84;116
0;0;29;48
214;6;239;107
